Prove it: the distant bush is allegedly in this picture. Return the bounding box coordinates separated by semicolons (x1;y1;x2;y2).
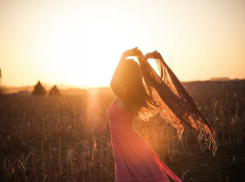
32;80;46;96
49;85;60;96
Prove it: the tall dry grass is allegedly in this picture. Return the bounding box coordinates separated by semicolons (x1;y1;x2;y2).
0;82;244;181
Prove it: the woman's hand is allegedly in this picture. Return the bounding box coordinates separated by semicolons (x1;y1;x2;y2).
123;47;142;57
145;51;162;59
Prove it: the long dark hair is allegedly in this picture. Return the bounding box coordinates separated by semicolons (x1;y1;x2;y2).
121;59;158;117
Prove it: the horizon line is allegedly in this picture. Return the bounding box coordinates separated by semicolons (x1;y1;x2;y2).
2;77;245;89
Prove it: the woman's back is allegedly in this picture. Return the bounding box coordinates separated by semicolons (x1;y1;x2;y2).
107;98;135;128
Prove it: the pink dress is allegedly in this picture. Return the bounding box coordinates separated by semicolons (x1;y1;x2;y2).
107;98;182;182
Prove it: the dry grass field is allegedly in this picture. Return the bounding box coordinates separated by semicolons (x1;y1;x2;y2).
0;80;245;182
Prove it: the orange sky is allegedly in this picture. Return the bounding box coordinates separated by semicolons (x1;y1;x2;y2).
0;0;244;88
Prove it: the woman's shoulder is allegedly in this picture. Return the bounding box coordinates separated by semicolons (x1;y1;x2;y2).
115;97;128;110
115;97;137;116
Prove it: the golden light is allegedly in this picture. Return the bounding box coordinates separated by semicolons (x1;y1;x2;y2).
2;0;243;88
39;4;155;88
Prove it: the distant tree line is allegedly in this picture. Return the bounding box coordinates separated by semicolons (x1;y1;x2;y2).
32;80;60;96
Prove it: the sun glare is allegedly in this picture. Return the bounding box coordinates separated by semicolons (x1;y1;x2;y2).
1;0;245;88
40;5;148;88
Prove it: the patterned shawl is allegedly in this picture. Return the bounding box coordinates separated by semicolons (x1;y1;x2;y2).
136;51;217;156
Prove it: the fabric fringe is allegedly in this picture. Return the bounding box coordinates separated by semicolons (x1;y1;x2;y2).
197;129;217;156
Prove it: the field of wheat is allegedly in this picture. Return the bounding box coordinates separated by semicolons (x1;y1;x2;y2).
0;80;245;182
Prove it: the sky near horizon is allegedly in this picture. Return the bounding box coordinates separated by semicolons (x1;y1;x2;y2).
0;0;244;87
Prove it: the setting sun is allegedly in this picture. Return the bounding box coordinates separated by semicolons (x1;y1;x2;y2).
0;0;244;88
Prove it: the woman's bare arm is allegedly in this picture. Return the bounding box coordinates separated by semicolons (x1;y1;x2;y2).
110;52;128;99
110;48;139;99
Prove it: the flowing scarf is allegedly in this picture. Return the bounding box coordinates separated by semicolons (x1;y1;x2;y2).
136;51;217;156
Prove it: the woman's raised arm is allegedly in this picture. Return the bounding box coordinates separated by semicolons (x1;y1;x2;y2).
110;48;138;99
110;52;128;99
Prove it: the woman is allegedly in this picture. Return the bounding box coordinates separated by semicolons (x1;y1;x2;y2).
107;48;182;182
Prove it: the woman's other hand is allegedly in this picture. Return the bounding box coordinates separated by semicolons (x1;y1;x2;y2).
145;51;161;59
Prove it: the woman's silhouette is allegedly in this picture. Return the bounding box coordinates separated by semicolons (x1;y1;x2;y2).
107;48;182;182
